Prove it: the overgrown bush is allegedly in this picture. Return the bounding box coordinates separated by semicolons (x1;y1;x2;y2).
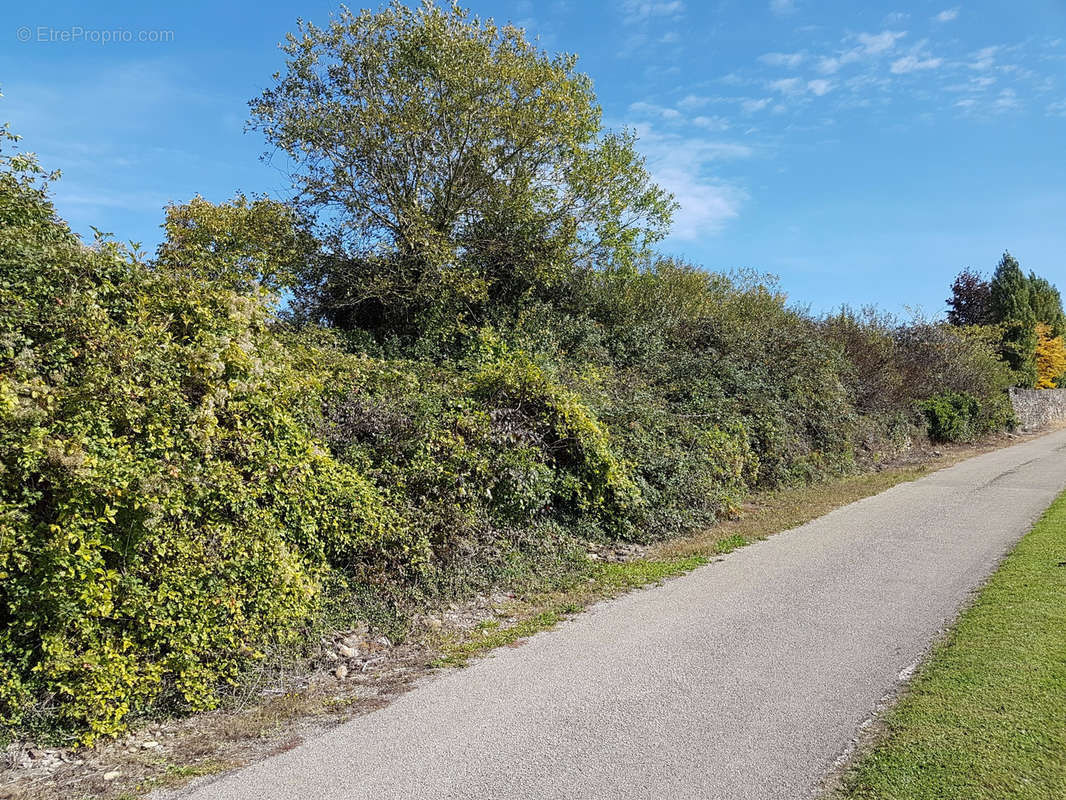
919;392;982;443
0;149;420;742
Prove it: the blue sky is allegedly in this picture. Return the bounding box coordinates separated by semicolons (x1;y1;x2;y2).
2;0;1064;315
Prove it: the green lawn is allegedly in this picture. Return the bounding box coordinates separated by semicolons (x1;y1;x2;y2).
836;490;1066;799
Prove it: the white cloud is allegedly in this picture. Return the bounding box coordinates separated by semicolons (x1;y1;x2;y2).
630;124;753;239
890;55;944;74
769;0;796;15
934;7;960;23
857;30;907;56
662;171;746;239
1047;99;1066;117
678;94;711;110
692;115;731;130
955;88;1022;116
968;45;1000;70
628;101;682;121
620;0;685;24
807;79;834;96
741;97;772;112
770;77;804;95
758;51;806;68
992;88;1021;112
816;56;843;75
767;77;833;98
817;30;906;74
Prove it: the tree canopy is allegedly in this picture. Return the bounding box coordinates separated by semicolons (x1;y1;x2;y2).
249;1;675;343
946;268;993;327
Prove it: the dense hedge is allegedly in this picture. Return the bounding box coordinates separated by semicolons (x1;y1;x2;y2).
0;156;419;741
0;146;1017;743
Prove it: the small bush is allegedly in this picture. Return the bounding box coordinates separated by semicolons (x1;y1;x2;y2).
920;392;982;443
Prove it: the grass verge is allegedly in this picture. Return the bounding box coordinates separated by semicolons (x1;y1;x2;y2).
833;489;1066;800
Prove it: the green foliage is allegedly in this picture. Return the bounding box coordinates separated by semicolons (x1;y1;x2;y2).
155;194;317;293
0;147;419;742
989;252;1038;386
1028;274;1065;338
471;352;641;524
919;392;982;443
0;16;1034;744
250;1;674;346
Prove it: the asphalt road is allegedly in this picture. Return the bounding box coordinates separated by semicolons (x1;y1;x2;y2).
172;428;1066;800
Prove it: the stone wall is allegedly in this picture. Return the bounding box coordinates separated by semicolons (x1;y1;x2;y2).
1009;387;1066;431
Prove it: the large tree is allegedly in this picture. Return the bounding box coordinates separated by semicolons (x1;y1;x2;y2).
249;1;675;342
989;251;1038;386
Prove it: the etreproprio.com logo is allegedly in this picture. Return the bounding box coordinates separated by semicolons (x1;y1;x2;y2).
16;26;175;44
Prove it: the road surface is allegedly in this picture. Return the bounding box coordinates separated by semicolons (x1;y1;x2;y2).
170;428;1066;800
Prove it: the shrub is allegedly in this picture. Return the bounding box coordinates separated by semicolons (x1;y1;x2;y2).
471;352;640;525
920;392;982;443
0;150;420;742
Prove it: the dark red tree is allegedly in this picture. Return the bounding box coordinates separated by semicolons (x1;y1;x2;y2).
946;268;993;327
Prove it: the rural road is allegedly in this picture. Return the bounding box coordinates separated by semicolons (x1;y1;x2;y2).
171;428;1066;800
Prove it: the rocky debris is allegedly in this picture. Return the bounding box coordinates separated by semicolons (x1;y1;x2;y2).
322;628;399;679
103;770;122;781
2;743;77;773
585;541;647;563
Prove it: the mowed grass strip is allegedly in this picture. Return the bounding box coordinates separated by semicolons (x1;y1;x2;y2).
836;490;1066;800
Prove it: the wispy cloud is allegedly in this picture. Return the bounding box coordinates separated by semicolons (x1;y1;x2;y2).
758;51;806;68
770;77;804;95
807;79;834;96
968;45;1000;70
769;0;796;16
628;101;683;121
934;7;960;23
692;115;731;130
817;30;907;74
956;88;1022;116
890;55;943;74
992;88;1021;112
741;97;773;112
620;0;685;25
678;94;711;110
635;130;750;239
